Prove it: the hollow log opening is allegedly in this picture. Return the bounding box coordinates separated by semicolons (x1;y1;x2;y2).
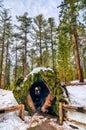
29;81;49;110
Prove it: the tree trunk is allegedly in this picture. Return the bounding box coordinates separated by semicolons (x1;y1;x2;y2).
23;32;27;77
15;42;18;83
73;24;83;82
0;23;5;88
4;39;9;87
50;26;56;73
70;3;83;82
31;55;34;70
83;50;86;78
84;57;86;78
39;26;42;66
51;27;54;70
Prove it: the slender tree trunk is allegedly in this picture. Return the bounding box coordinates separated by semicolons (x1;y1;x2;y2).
15;42;18;83
0;23;5;88
23;32;27;77
83;54;86;78
31;59;33;70
50;28;55;70
31;54;34;70
39;26;42;66
44;45;49;67
70;3;83;82
7;59;10;87
73;24;83;82
51;28;53;66
4;40;9;87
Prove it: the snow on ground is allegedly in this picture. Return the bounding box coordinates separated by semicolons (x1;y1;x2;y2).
70;79;86;84
0;89;29;130
0;89;18;108
66;84;86;130
0;112;29;130
0;80;86;130
67;85;86;106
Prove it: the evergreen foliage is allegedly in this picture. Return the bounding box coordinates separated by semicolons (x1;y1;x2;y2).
0;9;13;88
16;12;32;77
56;0;86;82
0;1;86;116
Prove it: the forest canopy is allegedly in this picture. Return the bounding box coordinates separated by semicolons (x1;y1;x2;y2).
0;0;86;89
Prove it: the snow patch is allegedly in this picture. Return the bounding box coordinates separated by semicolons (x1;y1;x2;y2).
29;67;53;75
67;85;86;106
66;85;86;130
0;112;29;130
0;89;18;108
0;89;29;130
70;79;86;84
23;67;53;82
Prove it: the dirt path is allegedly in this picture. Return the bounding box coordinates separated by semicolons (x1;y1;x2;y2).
27;122;59;130
26;112;74;130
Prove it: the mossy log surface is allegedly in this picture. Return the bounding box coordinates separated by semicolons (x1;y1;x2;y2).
14;68;66;115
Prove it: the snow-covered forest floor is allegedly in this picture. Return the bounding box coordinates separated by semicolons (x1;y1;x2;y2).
0;80;86;130
66;80;86;130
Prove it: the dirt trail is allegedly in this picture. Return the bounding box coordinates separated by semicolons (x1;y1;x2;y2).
27;122;59;130
25;112;74;130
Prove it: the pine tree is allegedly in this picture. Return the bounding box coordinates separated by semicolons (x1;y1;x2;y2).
32;14;47;66
57;0;86;82
12;33;21;83
4;20;13;87
0;9;12;88
57;29;71;82
48;17;57;71
16;12;32;77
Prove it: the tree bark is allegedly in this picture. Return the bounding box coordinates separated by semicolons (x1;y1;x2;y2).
73;23;83;82
23;32;27;77
51;27;54;70
70;3;83;82
15;42;18;83
4;40;9;87
39;25;42;66
0;22;5;88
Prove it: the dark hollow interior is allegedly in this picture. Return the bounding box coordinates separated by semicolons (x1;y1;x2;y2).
30;81;49;110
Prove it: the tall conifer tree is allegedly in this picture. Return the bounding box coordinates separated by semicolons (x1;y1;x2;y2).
16;12;32;77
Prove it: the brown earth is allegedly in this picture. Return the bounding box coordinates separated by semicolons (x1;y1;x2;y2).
27;122;59;130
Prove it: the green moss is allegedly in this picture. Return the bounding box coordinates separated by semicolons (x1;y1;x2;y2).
14;68;67;115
